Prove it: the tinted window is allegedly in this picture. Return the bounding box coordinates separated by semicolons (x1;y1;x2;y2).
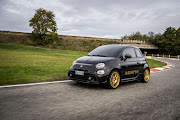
88;45;124;57
135;49;143;57
122;48;136;58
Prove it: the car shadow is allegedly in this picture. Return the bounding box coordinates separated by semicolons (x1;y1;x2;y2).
69;80;140;90
70;82;106;89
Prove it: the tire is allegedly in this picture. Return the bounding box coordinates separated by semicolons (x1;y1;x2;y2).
141;68;150;83
107;70;121;89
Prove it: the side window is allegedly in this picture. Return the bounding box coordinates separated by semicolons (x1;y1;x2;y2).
135;49;143;57
122;48;136;58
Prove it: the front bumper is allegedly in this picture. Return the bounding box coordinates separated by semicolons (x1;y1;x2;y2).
68;70;108;84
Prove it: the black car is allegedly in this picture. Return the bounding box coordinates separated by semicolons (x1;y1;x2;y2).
68;44;150;89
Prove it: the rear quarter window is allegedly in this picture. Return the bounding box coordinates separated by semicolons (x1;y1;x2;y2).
135;49;143;57
122;48;136;58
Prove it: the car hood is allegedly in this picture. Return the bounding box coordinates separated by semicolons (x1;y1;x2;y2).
75;56;116;64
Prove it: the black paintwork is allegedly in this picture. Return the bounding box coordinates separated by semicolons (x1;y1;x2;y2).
68;44;150;84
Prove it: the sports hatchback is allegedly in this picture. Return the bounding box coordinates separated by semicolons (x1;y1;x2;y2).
68;44;150;89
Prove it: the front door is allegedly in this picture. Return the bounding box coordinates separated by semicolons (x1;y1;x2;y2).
120;48;140;79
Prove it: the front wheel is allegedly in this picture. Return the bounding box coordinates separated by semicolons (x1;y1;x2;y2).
141;68;150;83
107;70;121;89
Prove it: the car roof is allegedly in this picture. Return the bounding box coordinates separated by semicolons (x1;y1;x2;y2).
101;44;139;49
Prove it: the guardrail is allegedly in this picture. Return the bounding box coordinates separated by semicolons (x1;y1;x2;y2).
151;54;180;59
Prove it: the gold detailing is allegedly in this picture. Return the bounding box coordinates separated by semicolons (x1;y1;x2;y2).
125;70;139;75
110;72;120;88
144;69;150;82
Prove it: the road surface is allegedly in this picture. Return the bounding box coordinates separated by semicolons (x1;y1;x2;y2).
0;58;180;120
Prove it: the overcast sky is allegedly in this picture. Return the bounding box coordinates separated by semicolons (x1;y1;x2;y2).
0;0;180;38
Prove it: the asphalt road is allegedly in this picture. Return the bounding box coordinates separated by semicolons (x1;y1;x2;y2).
0;58;180;120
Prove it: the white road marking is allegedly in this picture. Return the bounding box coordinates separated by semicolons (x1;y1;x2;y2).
0;80;73;88
155;68;165;70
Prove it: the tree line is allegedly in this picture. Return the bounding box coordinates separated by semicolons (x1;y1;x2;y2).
121;31;155;43
121;27;180;55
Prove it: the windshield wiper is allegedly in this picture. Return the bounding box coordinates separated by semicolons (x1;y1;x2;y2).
91;55;107;57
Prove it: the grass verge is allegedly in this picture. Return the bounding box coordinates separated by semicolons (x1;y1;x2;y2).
0;43;166;85
0;43;88;85
146;59;167;69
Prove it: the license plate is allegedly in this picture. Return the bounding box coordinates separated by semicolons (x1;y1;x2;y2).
75;70;84;76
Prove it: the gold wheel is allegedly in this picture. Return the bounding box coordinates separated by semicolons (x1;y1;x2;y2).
110;71;120;89
144;69;150;82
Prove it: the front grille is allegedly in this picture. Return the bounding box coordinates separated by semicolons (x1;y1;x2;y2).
69;71;98;82
74;69;88;72
74;74;88;80
73;63;95;72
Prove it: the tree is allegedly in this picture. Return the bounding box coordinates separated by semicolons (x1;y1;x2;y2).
121;34;129;40
163;27;176;54
134;31;143;40
174;27;180;54
153;27;180;55
148;31;154;38
142;34;149;41
29;8;58;45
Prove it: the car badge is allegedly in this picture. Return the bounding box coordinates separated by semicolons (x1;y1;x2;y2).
80;65;83;68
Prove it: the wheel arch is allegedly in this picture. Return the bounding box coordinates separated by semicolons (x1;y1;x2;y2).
143;64;150;71
110;67;120;72
109;68;122;78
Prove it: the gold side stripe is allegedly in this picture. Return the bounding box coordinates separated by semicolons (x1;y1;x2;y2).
125;70;139;75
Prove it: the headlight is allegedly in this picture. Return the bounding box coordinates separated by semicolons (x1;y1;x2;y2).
96;63;105;69
72;61;76;65
97;70;105;75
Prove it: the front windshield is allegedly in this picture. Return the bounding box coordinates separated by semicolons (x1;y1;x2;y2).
87;45;123;57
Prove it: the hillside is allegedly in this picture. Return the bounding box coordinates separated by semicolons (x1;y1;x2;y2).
0;31;157;52
0;31;123;52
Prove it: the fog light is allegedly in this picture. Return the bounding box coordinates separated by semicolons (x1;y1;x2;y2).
88;76;92;80
97;70;105;75
70;73;72;77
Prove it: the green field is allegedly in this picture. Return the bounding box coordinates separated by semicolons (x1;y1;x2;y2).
0;43;88;85
146;59;166;68
0;43;166;85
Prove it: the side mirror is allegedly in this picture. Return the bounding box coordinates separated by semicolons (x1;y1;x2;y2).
125;54;132;59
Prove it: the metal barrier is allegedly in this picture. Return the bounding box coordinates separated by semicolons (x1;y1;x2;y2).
151;54;180;59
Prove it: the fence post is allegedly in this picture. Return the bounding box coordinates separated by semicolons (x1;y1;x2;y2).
144;54;146;58
178;55;180;59
152;54;153;57
157;54;159;57
169;55;170;58
163;54;164;58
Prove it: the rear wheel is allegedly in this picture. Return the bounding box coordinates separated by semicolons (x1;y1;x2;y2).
141;68;150;83
108;70;120;89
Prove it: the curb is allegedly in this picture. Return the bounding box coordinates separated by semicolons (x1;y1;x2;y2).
0;80;72;88
150;61;174;73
